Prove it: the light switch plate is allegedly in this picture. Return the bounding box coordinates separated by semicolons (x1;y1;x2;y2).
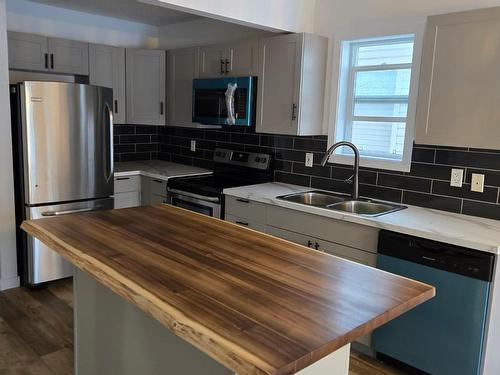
450;168;464;187
190;140;196;152
471;173;485;193
305;153;314;168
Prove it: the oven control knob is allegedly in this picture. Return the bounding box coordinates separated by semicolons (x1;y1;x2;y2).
254;157;261;163
261;158;267;163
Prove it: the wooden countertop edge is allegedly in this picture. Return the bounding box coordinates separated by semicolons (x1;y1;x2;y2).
21;218;435;375
21;220;273;375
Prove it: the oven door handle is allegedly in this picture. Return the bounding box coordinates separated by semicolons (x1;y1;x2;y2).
168;188;220;203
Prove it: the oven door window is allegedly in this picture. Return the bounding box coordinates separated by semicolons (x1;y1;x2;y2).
172;196;214;217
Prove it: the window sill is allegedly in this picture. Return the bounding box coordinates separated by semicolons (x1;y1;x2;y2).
328;153;411;173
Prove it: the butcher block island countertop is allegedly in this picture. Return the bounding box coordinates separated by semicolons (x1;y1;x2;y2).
21;204;435;375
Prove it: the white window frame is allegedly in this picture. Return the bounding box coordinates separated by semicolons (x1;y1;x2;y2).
328;27;424;172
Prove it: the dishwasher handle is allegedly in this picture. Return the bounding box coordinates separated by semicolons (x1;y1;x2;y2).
378;230;494;282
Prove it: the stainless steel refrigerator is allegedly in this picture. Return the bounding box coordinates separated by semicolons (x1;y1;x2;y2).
10;81;114;286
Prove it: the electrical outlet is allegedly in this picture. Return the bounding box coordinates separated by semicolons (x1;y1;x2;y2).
305;153;314;167
450;168;464;187
190;140;196;152
471;173;485;193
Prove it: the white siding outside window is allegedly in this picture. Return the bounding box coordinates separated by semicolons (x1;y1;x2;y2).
333;35;418;172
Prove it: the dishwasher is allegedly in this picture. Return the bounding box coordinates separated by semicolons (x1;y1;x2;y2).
373;230;494;375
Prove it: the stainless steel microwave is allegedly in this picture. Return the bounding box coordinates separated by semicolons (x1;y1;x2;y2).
192;76;256;126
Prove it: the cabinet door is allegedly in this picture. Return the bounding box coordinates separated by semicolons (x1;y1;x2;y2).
8;31;48;71
48;37;89;75
415;8;500;148
199;45;226;78
167;47;199;126
89;44;126;124
114;192;140;209
256;34;302;135
126;49;166;125
226;39;258;76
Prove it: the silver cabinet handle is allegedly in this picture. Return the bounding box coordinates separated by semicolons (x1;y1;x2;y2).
41;206;102;216
291;103;298;120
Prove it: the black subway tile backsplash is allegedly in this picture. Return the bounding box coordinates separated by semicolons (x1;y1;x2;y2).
113;125;500;221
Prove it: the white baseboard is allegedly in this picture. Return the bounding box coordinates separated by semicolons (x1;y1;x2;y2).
0;275;20;290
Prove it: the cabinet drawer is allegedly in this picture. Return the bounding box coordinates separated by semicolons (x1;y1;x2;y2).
114;192;140;209
225;195;266;222
114;175;140;193
266;226;376;266
150;178;167;197
267;205;379;253
225;214;266;232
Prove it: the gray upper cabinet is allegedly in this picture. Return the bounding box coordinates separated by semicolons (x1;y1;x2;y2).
8;31;48;71
7;31;89;75
256;33;327;135
89;44;126;124
48;38;89;75
199;44;226;78
126;48;166;126
225;39;259;76
416;7;500;148
199;39;258;78
167;47;199;127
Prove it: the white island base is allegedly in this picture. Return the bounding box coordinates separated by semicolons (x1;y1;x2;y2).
74;269;350;375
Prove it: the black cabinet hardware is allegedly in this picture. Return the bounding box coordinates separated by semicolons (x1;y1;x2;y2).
291;103;297;120
50;54;54;69
114;100;118;113
235;221;248;226
152;179;163;183
225;58;230;74
116;177;130;181
307;240;313;248
44;53;48;69
236;198;250;203
314;242;320;250
220;59;225;75
160;102;164;115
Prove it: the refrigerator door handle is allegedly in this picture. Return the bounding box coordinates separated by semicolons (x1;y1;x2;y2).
103;102;114;182
41;206;103;216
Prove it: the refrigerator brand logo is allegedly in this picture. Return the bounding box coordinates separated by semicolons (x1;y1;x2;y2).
30;97;43;102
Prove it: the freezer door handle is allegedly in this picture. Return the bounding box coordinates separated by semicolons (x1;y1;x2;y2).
41;206;103;216
103;102;114;182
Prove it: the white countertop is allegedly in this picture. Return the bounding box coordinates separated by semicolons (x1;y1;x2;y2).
224;182;500;254
115;160;212;181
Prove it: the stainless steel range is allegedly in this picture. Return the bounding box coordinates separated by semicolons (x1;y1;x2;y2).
167;148;272;219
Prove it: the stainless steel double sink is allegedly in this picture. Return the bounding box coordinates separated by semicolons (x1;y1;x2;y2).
277;191;406;217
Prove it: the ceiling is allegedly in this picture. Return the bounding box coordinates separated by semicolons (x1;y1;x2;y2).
28;0;201;26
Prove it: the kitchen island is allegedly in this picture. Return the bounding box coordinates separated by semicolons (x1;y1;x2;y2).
21;205;434;375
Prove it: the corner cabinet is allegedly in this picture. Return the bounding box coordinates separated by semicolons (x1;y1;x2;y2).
8;31;89;75
256;33;327;136
167;47;200;127
89;44;126;124
199;39;258;78
415;8;500;148
126;49;166;126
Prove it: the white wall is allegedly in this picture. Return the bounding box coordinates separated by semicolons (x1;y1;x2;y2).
142;0;315;33
6;0;159;48
313;0;500;135
158;18;273;49
0;0;18;290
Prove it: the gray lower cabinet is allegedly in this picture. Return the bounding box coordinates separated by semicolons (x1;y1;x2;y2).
48;37;89;75
8;31;48;71
415;7;500;148
89;44;126;124
256;33;327;135
8;31;89;75
167;47;200;127
126;49;166;126
141;176;167;206
114;176;141;209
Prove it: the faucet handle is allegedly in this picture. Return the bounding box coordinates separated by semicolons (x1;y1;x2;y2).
345;174;354;184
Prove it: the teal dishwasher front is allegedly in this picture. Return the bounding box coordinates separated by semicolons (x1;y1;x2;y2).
373;231;494;375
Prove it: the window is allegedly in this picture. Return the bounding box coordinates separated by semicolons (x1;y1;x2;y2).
334;35;416;171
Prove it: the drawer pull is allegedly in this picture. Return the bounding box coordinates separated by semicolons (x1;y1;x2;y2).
314;242;320;250
235;221;249;226
116;177;130;181
236;198;250;203
307;240;313;248
152;179;163;183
